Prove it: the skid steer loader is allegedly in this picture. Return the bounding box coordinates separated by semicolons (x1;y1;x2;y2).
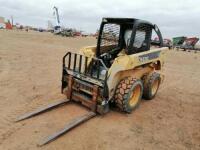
16;18;167;146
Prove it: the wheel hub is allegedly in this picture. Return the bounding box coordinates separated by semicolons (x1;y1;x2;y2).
151;79;159;95
129;85;141;107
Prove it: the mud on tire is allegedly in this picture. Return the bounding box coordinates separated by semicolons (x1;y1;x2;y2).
114;77;143;113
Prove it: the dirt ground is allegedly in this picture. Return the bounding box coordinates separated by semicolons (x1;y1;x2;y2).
0;30;200;150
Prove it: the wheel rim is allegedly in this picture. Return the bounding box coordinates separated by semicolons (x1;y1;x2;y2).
129;85;141;107
151;79;159;95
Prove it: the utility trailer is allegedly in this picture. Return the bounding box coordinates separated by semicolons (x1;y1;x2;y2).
16;17;167;146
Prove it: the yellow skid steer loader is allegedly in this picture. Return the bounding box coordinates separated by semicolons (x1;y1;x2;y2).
16;18;167;146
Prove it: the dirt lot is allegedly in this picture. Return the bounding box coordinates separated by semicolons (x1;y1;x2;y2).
0;30;200;150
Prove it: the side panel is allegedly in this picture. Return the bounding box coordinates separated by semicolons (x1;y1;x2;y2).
107;47;167;100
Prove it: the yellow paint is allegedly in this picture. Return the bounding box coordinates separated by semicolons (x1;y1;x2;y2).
78;46;168;100
129;84;141;107
80;46;96;57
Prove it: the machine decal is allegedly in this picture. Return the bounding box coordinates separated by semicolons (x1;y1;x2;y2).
139;51;161;62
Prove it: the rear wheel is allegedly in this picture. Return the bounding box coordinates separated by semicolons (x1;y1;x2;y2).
143;72;161;100
114;77;143;113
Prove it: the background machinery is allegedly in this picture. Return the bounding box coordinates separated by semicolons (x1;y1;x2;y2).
53;6;62;34
172;36;186;49
163;39;172;49
180;37;199;51
52;7;76;37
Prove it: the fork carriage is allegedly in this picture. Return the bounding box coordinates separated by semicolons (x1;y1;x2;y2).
62;52;109;114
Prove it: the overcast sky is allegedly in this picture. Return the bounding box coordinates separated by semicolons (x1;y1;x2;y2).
0;0;200;38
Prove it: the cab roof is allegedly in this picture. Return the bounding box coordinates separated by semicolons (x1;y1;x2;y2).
102;17;154;27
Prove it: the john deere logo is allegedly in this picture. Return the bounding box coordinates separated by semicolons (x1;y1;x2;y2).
139;51;161;62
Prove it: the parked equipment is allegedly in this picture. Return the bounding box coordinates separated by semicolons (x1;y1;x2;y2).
163;39;172;49
52;7;75;37
172;36;186;49
154;38;172;49
60;29;74;37
17;18;167;146
53;6;61;34
194;44;200;51
180;37;199;51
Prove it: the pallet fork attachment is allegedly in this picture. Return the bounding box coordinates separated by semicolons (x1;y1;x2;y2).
16;99;96;146
39;111;96;146
15;99;69;122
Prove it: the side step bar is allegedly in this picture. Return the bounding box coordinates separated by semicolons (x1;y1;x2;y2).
16;99;69;122
39;111;96;146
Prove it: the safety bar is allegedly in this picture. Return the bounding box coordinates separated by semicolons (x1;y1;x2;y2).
63;52;108;82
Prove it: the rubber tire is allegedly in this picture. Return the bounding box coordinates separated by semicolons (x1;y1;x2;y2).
143;72;161;100
114;77;143;113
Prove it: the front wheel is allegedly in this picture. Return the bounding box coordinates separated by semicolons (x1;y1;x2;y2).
114;77;143;113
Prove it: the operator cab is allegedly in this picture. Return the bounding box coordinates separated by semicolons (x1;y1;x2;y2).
96;18;163;68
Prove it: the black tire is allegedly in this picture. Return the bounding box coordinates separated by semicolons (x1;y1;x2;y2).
143;72;161;100
114;77;143;113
